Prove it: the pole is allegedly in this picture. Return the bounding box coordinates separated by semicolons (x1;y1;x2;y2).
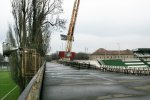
117;43;120;59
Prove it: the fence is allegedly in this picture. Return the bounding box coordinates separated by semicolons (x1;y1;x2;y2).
59;61;150;76
0;61;9;71
18;61;46;100
22;48;43;77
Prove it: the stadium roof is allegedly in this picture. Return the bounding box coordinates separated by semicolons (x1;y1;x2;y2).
133;48;150;52
91;48;133;55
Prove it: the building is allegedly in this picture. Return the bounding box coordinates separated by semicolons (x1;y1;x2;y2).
90;48;134;60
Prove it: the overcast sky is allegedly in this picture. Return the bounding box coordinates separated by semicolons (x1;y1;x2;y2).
1;0;150;54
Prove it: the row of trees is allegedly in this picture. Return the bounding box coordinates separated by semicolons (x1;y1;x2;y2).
6;0;65;92
46;52;89;61
9;0;65;54
74;52;89;60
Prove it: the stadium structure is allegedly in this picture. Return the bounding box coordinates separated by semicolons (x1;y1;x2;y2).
89;48;150;68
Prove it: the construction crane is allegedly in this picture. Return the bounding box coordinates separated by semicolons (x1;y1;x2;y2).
59;0;80;60
66;0;80;54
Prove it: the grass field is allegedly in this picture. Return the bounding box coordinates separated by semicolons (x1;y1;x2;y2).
0;71;19;100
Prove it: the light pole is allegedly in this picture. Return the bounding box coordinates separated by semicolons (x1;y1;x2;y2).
117;43;120;59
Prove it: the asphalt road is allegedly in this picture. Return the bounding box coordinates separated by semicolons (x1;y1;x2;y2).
41;62;150;100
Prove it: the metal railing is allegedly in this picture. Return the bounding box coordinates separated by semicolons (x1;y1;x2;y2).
18;61;46;100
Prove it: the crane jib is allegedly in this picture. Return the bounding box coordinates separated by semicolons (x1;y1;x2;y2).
66;0;80;53
59;0;80;60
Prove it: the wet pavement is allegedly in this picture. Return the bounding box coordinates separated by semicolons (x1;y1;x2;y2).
41;62;150;100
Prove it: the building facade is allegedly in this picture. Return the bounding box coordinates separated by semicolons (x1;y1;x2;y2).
90;48;134;61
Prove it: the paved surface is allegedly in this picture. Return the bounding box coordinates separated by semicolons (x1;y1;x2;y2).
41;62;150;100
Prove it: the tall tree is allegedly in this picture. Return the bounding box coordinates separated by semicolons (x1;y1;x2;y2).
74;52;89;60
6;25;25;92
12;0;65;54
6;0;66;92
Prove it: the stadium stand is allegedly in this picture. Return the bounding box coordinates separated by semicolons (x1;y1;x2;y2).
100;59;126;66
87;48;150;68
97;60;104;65
124;58;147;68
98;58;148;68
133;48;150;67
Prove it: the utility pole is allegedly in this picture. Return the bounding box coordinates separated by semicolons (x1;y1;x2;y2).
117;43;120;59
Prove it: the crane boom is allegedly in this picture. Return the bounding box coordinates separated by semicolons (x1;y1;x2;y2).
66;0;80;54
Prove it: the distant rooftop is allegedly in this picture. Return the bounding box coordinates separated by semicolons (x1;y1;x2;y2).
91;48;133;55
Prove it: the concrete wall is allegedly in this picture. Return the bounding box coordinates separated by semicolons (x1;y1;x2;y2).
90;54;134;61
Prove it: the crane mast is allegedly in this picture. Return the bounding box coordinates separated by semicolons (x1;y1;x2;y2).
66;0;80;57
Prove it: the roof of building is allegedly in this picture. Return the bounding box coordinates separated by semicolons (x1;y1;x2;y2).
91;48;133;55
133;48;150;53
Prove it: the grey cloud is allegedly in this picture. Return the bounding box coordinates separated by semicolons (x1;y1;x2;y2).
1;0;150;53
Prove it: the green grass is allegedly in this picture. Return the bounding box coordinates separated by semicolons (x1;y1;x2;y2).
0;71;19;100
102;59;127;66
4;86;19;100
